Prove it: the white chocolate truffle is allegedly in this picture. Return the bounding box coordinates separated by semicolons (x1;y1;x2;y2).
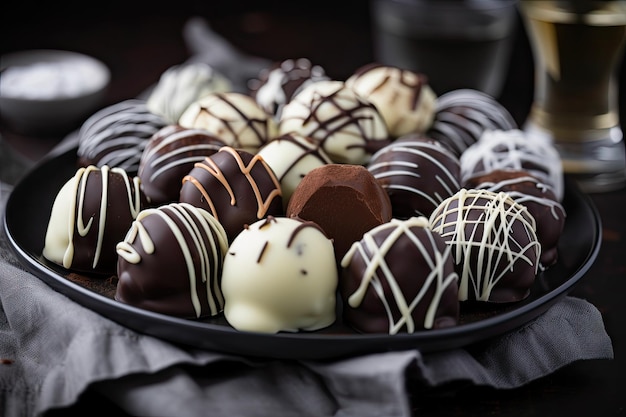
345;63;437;137
147;62;232;124
178;92;277;154
278;80;390;165
222;216;338;334
460;129;564;201
256;133;332;209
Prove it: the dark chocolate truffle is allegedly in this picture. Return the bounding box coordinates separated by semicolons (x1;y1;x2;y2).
77;99;168;176
286;163;393;263
426;89;517;156
179;146;283;242
429;188;541;303
367;135;461;219
115;202;229;318
138;124;226;206
43;165;146;276
464;169;566;271
341;217;459;334
248;57;330;117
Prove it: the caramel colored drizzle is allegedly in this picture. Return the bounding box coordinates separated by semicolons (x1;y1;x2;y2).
342;217;458;334
182;147;282;220
116;203;228;317
429;189;541;301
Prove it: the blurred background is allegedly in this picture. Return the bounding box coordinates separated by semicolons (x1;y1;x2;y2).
0;0;624;140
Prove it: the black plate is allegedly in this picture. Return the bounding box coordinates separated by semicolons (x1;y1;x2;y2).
3;147;602;360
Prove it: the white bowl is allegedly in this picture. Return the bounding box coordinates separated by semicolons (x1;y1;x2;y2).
0;49;110;135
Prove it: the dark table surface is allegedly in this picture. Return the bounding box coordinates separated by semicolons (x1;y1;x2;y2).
1;2;625;416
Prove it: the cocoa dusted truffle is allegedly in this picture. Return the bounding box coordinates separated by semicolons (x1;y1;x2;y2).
345;63;437;137
222;216;337;333
77;99;168;176
426;89;517;156
178;92;277;154
367;135;461;219
43;165;146;276
286;163;392;263
138;124;226;206
179;146;283;242
248;57;329;118
115;202;229;318
278;80;391;165
429;189;541;303
341;217;459;334
464;169;566;271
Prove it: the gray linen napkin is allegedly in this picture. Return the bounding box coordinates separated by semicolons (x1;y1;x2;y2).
0;226;614;417
0;18;615;417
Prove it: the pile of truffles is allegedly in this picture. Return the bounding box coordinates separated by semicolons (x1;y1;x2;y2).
43;58;566;335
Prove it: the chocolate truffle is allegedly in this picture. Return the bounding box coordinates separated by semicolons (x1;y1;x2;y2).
460;129;564;201
426;89;517;156
286;164;393;263
278;80;391;165
222;216;337;333
115;202;229;318
256;133;333;210
367;135;461;219
179;146;283;242
345;63;437;137
464;169;566;271
43;165;145;276
138;124;226;206
248;57;329;118
77;99;168;176
147;62;232;124
429;189;541;303
341;217;459;334
178;92;277;154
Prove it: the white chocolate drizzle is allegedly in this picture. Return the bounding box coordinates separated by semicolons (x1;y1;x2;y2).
139;127;224;183
116;203;229;317
341;217;458;334
59;165;141;269
460;129;564;201
77;99;167;174
471;175;565;221
428;189;541;301
368;139;460;215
